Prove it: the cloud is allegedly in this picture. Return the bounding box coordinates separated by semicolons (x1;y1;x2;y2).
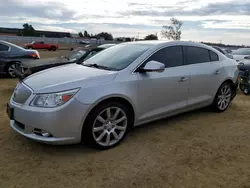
0;0;76;21
1;0;250;44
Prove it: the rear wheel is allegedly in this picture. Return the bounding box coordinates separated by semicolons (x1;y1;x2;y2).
83;101;132;150
212;82;232;112
6;62;20;78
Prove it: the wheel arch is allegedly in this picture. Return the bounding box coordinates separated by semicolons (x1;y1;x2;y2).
4;60;21;72
81;95;136;140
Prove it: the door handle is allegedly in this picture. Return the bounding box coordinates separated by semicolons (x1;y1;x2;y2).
215;70;221;75
179;77;188;82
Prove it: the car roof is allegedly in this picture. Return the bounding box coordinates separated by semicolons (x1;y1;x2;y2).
98;44;116;48
0;40;25;50
120;40;218;51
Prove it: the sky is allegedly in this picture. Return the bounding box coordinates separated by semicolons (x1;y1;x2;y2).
1;0;250;45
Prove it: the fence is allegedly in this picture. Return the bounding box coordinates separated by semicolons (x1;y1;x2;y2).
0;35;119;45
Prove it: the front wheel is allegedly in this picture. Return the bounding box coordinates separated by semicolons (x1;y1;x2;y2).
83;101;132;150
212;82;232;112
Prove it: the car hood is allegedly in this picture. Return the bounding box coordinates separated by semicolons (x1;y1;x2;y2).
22;57;72;67
232;55;249;61
23;64;118;93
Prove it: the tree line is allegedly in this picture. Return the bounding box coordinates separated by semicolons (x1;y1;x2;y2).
18;17;183;41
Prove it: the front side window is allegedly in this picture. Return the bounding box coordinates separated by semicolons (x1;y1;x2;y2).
145;46;184;68
0;44;9;51
186;46;210;64
83;44;151;70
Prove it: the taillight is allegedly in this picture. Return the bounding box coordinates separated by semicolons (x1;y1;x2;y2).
29;53;39;58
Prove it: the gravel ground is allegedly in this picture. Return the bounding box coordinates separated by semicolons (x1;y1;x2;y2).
1;50;250;188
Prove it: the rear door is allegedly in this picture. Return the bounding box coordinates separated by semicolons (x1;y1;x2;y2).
184;46;223;106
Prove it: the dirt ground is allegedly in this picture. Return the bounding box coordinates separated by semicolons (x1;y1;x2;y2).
1;51;250;188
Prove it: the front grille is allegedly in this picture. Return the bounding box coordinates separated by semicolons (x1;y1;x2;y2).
12;83;32;104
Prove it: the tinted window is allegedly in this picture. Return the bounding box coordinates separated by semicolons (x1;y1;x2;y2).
145;46;183;68
40;42;44;44
186;46;210;64
0;44;9;51
209;51;219;61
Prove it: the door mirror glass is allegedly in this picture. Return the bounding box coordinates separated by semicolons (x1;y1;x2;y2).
139;60;165;73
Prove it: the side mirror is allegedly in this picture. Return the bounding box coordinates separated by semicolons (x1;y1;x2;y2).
138;60;165;73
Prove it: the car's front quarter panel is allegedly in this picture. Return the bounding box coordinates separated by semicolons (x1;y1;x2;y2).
75;71;139;121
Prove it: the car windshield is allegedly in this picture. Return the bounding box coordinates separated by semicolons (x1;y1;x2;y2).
83;44;151;71
233;48;250;55
65;50;87;60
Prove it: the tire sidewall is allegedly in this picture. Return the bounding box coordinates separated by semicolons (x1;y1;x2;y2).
213;82;232;112
6;62;19;78
82;101;132;150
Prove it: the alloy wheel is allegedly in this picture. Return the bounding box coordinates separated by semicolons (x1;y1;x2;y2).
217;85;232;111
92;107;128;147
8;63;19;77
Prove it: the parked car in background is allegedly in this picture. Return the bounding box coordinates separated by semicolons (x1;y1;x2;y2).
24;41;58;51
7;41;239;149
0;40;40;77
231;48;250;62
16;44;116;79
237;57;250;76
212;46;234;59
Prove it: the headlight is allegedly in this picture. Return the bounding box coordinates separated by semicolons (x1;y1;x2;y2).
30;88;79;108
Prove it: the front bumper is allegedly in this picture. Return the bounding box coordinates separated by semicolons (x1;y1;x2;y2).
9;97;90;145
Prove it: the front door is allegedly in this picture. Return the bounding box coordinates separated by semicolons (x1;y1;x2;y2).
136;46;190;123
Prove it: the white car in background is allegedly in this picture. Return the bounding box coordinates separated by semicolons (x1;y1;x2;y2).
232;48;250;62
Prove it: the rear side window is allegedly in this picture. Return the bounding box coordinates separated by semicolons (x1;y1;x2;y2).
0;44;9;51
209;51;219;61
145;46;184;68
186;46;210;64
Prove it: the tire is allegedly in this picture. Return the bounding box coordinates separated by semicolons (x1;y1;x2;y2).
243;88;250;95
28;46;32;49
212;82;232;112
51;46;57;51
6;62;20;78
82;101;132;150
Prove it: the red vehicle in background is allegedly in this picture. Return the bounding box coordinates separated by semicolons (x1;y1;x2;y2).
24;41;58;51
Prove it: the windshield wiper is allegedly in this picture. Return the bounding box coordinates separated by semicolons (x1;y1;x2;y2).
83;64;117;71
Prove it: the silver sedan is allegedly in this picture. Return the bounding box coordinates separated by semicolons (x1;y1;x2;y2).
7;41;239;149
